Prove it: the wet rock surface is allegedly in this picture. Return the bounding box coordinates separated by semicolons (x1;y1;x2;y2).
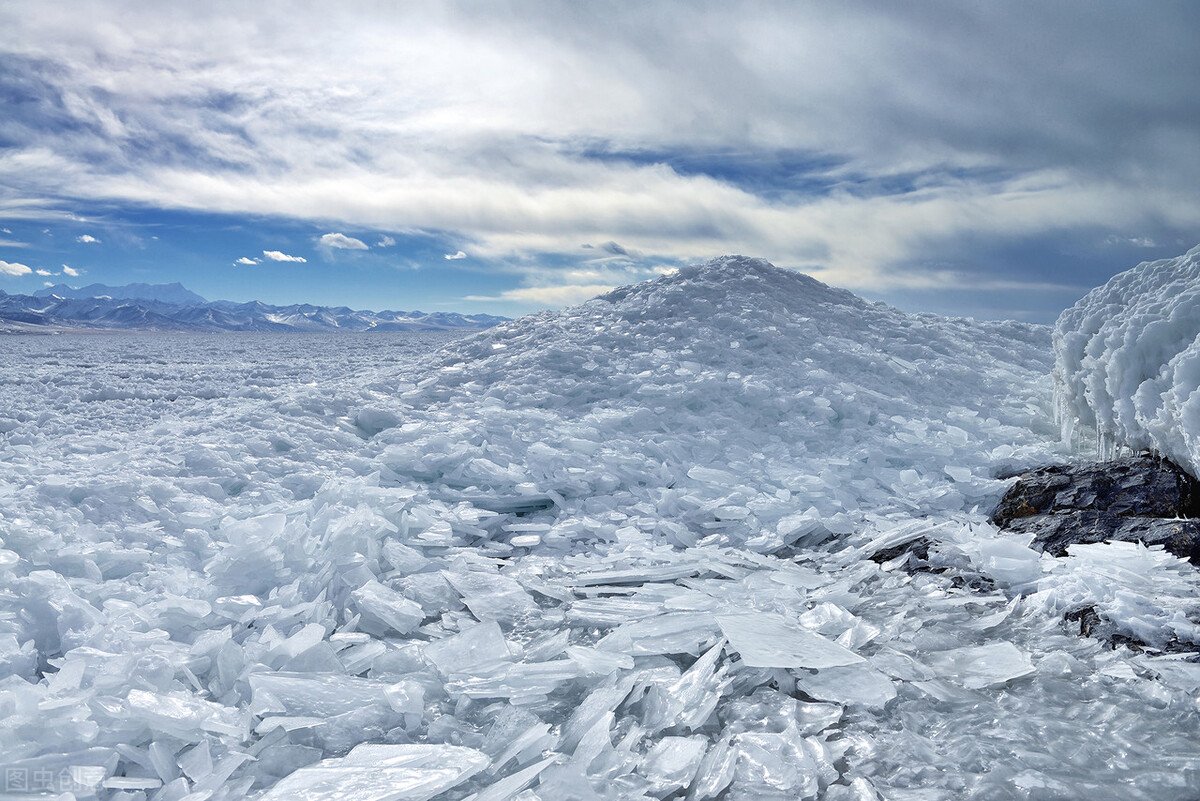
992;455;1200;563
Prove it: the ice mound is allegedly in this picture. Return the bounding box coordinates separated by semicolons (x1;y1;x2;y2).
392;255;1059;544
1054;244;1200;475
5;263;1200;799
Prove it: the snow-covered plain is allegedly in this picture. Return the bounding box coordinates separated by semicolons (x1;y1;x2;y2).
5;258;1200;800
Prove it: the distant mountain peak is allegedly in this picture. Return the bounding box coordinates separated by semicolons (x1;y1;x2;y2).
1;287;507;333
33;282;208;306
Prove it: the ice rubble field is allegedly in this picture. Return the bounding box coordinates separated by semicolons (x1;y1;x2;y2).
6;257;1200;800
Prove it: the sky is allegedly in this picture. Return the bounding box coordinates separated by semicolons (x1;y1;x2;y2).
1;1;1199;323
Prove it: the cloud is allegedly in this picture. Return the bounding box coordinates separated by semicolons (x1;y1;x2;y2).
319;233;368;250
234;256;260;265
582;241;640;259
0;238;28;248
263;250;307;263
1105;235;1158;248
0;260;32;277
465;283;615;306
61;264;79;276
444;250;467;260
35;268;51;275
376;235;396;247
2;2;1200;307
76;234;100;244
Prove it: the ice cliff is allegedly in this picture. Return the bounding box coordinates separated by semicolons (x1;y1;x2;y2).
1055;244;1200;477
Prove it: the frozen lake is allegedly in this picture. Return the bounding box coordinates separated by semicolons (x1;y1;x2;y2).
4;263;1200;800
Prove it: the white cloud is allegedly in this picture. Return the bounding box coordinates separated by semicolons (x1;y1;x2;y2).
444;250;467;260
377;235;396;247
3;3;1200;299
465;283;614;306
1105;235;1158;248
35;269;51;276
62;265;79;276
0;260;32;277
234;256;260;265
319;233;369;250
43;281;54;287
76;234;100;244
1;228;10;234
263;250;307;263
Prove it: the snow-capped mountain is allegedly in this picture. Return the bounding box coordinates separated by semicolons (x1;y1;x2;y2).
33;281;209;306
0;283;507;332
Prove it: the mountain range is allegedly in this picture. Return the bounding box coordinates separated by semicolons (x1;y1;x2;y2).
34;281;209;306
0;283;507;333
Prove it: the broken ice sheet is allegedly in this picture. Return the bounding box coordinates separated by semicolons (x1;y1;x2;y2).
257;743;489;801
795;663;897;710
444;658;587;700
352;579;425;635
597;611;721;655
442;569;540;624
924;641;1035;690
717;612;864;669
423;620;512;675
249;672;391;717
637;735;708;796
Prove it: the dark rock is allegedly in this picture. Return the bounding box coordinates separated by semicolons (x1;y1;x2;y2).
1007;512;1200;560
868;536;996;591
991;455;1200;564
869;537;931;565
1063;604;1200;654
1064;606;1102;638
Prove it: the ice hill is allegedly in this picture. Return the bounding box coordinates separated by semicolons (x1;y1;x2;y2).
0;284;506;333
4;256;1200;799
1055;244;1200;477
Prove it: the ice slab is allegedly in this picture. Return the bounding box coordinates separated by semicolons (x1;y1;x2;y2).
258;743;489;801
925;642;1036;690
442;570;540;624
717;612;864;669
795;663;897;710
352;580;425;635
423;620;512;675
249;673;390;717
638;735;707;795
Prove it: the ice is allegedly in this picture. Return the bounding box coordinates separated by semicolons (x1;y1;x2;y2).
257;743;489;801
468;754;561;801
423;620;512;675
924;642;1036;690
352;580;426;635
8;261;1200;797
795;664;897;710
1055;244;1200;474
717;613;865;669
249;673;391;717
442;569;540;624
597;612;721;656
636;736;707;795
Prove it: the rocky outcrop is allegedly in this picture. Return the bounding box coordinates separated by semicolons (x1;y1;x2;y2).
991;455;1200;563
